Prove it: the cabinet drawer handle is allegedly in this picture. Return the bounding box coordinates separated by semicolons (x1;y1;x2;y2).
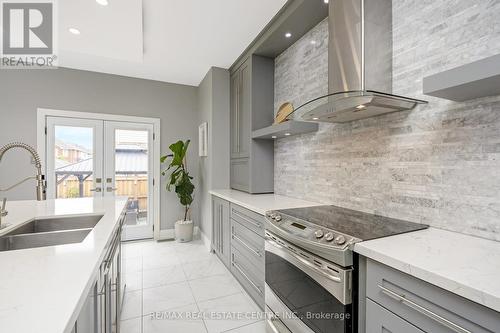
378;285;471;333
219;205;223;252
232;210;262;229
232;260;263;295
232;233;261;257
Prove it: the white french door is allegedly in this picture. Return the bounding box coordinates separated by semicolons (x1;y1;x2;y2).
46;117;104;199
45;116;156;241
104;121;154;240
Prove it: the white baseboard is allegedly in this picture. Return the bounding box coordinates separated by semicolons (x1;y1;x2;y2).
200;230;211;251
158;227;211;251
158;226;201;241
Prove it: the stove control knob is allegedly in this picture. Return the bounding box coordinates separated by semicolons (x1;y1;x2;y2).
325;232;335;242
275;214;282;222
269;213;276;220
314;230;324;239
334;235;346;245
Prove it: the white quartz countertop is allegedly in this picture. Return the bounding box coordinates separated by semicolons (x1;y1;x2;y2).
209;189;321;215
0;197;128;333
354;228;500;313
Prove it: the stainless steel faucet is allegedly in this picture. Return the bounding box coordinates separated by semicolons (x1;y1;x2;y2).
0;142;47;201
0;198;7;228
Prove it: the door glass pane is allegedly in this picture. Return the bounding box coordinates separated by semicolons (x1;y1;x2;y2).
115;129;149;227
54;126;94;198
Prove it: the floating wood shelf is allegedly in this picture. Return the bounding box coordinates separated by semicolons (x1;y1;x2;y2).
423;54;500;102
252;121;318;140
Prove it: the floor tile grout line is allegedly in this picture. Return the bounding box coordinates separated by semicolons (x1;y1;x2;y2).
220;319;263;333
139;301;199;318
139;255;231;291
140;272;224;292
178;255;210;333
120;314;144;321
193;301;209;333
195;290;245;306
174;254;210;332
123;240;261;332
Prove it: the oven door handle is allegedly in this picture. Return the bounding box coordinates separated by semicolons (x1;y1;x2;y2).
267;314;292;333
266;235;341;283
296;252;341;283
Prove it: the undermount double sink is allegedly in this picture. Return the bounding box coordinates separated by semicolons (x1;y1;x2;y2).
0;215;103;252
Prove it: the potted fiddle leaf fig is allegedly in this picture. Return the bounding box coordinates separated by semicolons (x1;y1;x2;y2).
161;140;195;242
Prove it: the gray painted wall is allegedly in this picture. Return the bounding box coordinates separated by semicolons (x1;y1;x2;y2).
197;67;230;240
274;1;500;241
0;68;199;231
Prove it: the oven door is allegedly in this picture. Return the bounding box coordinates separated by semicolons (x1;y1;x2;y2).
265;231;353;333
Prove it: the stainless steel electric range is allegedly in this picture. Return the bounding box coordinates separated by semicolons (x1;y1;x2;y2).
264;205;428;333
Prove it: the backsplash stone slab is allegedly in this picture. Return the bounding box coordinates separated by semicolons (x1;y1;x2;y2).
274;1;500;241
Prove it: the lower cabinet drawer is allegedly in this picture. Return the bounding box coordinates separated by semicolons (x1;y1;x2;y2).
231;219;265;272
231;246;265;310
366;298;424;333
366;259;500;333
230;203;265;237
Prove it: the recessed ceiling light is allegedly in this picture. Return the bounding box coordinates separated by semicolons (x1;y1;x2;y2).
96;0;109;5
284;133;291;136
310;40;317;45
312;117;319;120
69;28;81;35
356;104;366;109
271;136;277;139
324;0;329;3
285;32;292;38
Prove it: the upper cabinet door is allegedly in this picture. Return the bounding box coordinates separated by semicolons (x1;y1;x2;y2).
230;71;240;159
238;60;251;159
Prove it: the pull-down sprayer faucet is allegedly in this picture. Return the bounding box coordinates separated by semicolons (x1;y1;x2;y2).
0;142;47;201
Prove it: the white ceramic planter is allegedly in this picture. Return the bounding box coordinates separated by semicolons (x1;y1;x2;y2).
174;220;194;242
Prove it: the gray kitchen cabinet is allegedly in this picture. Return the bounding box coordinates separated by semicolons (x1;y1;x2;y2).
212;196;231;267
230;203;265;237
229;202;266;309
231;245;265;309
230;55;274;194
366;298;424;333
210;196;266;309
74;210;125;333
230;158;250;192
365;259;500;333
230;60;251;159
75;281;98;333
230;71;243;159
231;218;265;271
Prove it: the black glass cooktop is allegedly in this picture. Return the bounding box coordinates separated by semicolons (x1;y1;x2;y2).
277;205;428;241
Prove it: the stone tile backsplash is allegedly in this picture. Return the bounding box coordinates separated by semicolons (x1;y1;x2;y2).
274;1;500;241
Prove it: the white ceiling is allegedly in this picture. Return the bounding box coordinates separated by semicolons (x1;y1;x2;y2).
58;0;287;86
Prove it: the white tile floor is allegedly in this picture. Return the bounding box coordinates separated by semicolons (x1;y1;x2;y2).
121;239;266;333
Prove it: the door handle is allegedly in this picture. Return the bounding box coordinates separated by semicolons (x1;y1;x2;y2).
106;187;118;192
90;188;102;192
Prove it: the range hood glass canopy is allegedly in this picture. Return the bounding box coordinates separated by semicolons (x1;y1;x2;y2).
288;90;428;123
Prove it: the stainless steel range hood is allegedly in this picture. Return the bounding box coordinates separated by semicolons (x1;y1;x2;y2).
290;0;427;123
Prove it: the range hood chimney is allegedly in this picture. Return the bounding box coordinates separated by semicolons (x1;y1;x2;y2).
291;0;427;123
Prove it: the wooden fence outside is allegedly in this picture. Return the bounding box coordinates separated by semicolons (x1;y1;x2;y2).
57;177;148;210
